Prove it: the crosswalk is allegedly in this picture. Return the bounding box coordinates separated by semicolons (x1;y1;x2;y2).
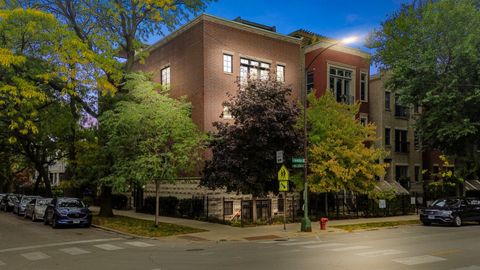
0;241;155;267
257;238;475;269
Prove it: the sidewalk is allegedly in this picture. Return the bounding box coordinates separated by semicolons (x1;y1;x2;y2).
90;207;419;242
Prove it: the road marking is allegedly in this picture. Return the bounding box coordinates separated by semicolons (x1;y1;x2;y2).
60;247;90;255
303;243;346;249
356;249;406;257
327;246;371;252
124;241;154;248
450;266;480;270
392;255;446;265
0;238;123;253
21;251;50;261
94;244;124;251
279;241;322;246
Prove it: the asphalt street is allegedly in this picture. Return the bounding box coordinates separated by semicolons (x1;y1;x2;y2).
2;211;480;270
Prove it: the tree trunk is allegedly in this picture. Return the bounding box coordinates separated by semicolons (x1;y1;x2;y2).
33;173;42;195
155;180;159;227
35;164;52;197
99;186;114;217
252;196;257;223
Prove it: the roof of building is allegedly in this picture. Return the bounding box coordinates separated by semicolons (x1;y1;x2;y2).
145;13;302;54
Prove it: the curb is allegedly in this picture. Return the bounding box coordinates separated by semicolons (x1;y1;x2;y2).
90;224;156;240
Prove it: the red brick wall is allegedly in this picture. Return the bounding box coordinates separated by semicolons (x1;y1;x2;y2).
202;20;302;132
305;48;370;114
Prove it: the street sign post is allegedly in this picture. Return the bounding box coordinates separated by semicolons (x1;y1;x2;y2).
276;150;284;164
277;165;289;181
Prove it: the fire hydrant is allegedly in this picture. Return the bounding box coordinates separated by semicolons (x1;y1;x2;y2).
320;217;329;230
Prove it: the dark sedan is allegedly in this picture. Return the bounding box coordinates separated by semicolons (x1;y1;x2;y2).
420;197;480;226
0;194;19;212
44;197;91;228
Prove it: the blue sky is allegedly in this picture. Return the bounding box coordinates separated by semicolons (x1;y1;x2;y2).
203;0;411;50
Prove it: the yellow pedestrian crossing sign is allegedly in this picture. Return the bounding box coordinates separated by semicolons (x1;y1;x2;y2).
279;180;289;192
278;165;289;181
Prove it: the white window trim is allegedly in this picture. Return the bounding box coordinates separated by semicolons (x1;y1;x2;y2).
161;66;171;89
222;106;233;120
359;113;368;125
276;64;285;82
384;90;391;111
360;71;368;102
223;53;233;74
326;63;356;103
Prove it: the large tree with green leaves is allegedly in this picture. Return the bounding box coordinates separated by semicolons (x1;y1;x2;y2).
201;78;303;222
306;92;387;194
368;0;480;180
99;73;204;220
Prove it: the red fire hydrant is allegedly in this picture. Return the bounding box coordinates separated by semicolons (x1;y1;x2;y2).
320;217;329;230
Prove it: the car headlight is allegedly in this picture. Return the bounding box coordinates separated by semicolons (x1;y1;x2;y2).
443;210;452;215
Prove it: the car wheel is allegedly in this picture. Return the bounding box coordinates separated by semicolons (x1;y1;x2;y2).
453;215;462;227
44;215;49;225
422;221;431;226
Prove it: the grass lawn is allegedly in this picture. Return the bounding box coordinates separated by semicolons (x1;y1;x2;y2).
92;215;207;237
332;220;420;232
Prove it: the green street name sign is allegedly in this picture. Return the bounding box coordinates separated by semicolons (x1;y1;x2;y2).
292;163;305;168
292;157;305;164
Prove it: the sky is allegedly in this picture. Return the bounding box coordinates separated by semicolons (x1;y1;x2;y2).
149;0;412;73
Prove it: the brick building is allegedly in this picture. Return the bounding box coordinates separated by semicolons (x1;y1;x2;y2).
133;14;303;222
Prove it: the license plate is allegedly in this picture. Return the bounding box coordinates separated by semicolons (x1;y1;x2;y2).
73;220;80;224
428;215;435;219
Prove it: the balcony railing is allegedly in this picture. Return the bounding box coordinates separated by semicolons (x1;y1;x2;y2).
395;141;410;153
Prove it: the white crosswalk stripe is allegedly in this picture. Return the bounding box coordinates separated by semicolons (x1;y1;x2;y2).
279;241;322;246
327;246;371;252
303;243;346;249
392;255;446;266
59;247;90;255
21;251;50;261
124;241;155;248
450;266;480;270
94;244;124;251
356;249;406;258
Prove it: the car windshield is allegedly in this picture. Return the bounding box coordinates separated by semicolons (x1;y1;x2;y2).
21;197;36;204
58;199;84;208
37;199;51;206
431;199;460;208
8;196;18;203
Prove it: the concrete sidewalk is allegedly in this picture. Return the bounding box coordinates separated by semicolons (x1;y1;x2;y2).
90;206;419;242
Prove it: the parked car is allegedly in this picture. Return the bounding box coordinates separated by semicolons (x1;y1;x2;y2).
420;197;480;226
13;195;41;216
0;194;19;212
24;198;52;221
44;197;91;228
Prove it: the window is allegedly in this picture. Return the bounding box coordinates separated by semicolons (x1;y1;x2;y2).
395;165;410;190
276;65;285;82
414;166;420;182
223;54;232;73
385;128;391;146
222;106;232;119
394;94;409;118
306;71;314;93
359;114;368;126
329;66;354;104
223;201;233;216
394;129;409;153
360;72;368;102
385;91;391;110
161;66;171;89
240;58;270;85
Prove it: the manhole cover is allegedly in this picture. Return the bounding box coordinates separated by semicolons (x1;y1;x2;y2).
186;248;204;252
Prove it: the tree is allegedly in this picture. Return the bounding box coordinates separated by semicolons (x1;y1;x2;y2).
201;78;303;222
368;0;480;180
99;73;204;221
0;8;114;195
306;91;386;198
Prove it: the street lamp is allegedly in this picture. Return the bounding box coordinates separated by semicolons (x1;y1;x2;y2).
301;36;358;232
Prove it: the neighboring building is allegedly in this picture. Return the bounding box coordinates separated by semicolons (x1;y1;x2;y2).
369;74;423;197
133;14;303;221
30;161;67;187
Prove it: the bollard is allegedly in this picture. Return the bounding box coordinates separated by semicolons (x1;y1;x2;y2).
320;217;329;230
